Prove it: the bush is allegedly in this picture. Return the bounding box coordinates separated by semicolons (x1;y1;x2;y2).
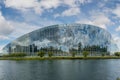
83;51;89;57
3;53;27;57
37;51;45;57
114;52;120;56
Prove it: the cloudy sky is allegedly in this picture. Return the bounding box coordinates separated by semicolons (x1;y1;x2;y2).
0;0;120;52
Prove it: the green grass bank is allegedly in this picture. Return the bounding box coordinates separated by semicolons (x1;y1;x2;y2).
0;56;120;60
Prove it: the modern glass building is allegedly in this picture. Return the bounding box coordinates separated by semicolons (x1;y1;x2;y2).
2;24;116;55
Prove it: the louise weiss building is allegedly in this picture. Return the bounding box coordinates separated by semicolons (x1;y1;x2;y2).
2;24;118;56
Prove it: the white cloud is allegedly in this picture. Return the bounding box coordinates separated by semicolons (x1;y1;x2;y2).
4;0;36;14
76;19;93;25
91;13;112;29
53;0;92;17
0;12;40;40
4;0;92;15
21;10;62;26
115;26;120;31
0;9;61;41
113;5;120;18
35;0;61;14
0;11;14;40
61;7;80;16
39;0;61;9
54;7;81;17
9;22;39;39
76;12;112;29
4;0;61;14
4;0;38;10
62;0;76;7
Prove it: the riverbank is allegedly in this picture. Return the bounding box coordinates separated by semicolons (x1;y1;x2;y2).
0;56;120;60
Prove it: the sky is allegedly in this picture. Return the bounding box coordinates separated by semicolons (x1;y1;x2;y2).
0;0;120;52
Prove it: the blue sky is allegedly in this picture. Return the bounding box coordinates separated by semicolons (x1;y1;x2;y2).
0;0;120;52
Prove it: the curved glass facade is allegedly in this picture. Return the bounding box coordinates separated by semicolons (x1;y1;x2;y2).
3;24;115;55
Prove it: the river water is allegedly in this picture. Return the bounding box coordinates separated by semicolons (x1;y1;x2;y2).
0;59;120;80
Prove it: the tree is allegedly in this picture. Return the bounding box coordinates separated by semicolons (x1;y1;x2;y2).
78;42;82;52
69;48;77;57
3;53;27;57
37;51;45;57
71;52;76;57
114;52;120;56
101;53;105;56
83;51;89;57
48;51;53;57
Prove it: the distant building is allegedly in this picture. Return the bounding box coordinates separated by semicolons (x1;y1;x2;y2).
2;24;117;55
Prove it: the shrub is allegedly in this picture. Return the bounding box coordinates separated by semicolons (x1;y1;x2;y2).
114;52;120;56
37;51;45;57
83;51;89;57
3;53;27;57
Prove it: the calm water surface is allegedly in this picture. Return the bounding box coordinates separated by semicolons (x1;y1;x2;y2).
0;59;120;80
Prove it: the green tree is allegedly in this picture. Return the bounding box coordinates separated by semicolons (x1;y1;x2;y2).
71;52;76;57
114;52;120;56
101;53;105;56
3;53;27;57
48;51;53;57
83;51;89;57
69;48;77;57
37;51;45;57
78;42;82;52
